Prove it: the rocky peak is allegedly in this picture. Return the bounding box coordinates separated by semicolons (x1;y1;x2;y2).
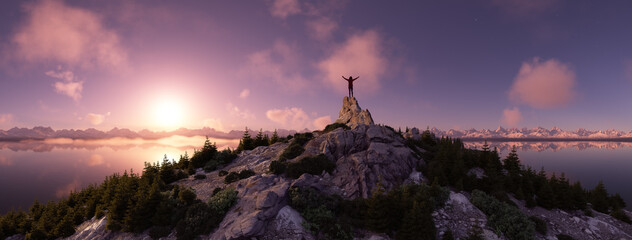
334;96;374;128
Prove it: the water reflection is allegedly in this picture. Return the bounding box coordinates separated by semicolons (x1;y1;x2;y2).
464;141;632;152
0;136;238;214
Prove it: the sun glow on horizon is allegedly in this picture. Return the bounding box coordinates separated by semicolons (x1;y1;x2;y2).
153;97;186;130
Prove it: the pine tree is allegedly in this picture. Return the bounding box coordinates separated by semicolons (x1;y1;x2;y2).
270;129;280;144
588;181;610;213
502;146;521;175
366;178;390;233
537;180;555;209
396;200;436;240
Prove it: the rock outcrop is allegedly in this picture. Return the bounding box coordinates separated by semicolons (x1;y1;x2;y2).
334;96;374;128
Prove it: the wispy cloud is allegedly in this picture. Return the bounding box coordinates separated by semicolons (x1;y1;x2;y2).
266;107;330;130
46;69;83;101
318;30;388;95
202;118;225;131
0;113;14;128
313;115;332;130
508;58;576;109
306;17;338;41
227;103;256;120
10;0;126;68
239;89;250;99
86;112;109;125
245;40;309;91
269;0;301;19
501;107;523;127
85;154;104;166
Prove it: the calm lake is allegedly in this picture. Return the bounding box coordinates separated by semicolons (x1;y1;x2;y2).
0;136;239;214
1;138;630;214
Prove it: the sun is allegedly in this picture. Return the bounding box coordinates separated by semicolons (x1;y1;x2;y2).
153;98;184;130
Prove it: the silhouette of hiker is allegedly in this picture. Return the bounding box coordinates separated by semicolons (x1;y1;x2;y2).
342;76;359;97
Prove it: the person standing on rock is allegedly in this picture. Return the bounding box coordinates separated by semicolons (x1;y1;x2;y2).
342;76;359;98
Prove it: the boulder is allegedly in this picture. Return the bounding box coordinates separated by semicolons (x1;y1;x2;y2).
334;96;374;128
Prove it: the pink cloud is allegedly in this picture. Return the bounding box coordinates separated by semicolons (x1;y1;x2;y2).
56;178;80;198
306;17;338;41
313;115;332;130
86;112;109;125
86;154;104;166
203;118;225;131
227;103;256;120
318;30;388;95
246;40;309;91
239;89;251;99
0;156;12;166
10;0;126;68
508;58;576;109
0;113;14;128
501;107;523;127
269;0;301;19
266;107;311;130
46;69;83;101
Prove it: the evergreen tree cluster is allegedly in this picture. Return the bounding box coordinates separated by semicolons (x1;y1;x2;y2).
182;137;237;173
0;138;240;240
288;182;449;239
470;190;536;239
236;127;282;152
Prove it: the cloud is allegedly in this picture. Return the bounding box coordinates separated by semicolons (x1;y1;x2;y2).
491;0;558;17
86;154;104;166
508;58;576;109
86;112;109;125
501;107;523;127
239;89;251;99
46;69;83;101
227;103;256;120
306;17;338;41
10;0;126;68
313;115;332;130
266;107;311;130
0;156;12;166
203;118;225;131
246;40;309;91
318;30;388;94
0;113;14;127
269;0;301;19
56;178;80;198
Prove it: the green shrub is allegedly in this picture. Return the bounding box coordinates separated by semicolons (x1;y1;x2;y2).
212;187;222;196
470;190;535;240
611;208;632;224
218;170;228;176
529;216;547;235
208;188;238;215
323;123;350;133
224;172;240;184
279;144;305;161
194;174;206;180
203;161;218;172
269;160;287;175
238;169;255;179
286;154;336;179
148;225;171;239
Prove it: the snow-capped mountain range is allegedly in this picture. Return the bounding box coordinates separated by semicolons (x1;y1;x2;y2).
429;126;632;139
0;126;298;141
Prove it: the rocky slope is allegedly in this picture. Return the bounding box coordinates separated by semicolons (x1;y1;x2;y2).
64;97;632;240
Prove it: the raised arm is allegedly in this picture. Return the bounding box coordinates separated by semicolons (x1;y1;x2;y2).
342;76;347;80
353;76;360;80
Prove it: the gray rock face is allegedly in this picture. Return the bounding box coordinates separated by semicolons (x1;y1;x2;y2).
334;96;374;128
403;127;421;140
304;124;421;199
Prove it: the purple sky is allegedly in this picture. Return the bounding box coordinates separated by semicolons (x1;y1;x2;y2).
1;0;632;132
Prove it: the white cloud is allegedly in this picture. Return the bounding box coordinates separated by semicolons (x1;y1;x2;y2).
508;58;576;109
313;115;332;129
10;0;126;68
227;103;256;120
246;40;309;92
239;89;250;99
501;107;523;127
203;118;225;131
86;113;108;125
46;69;83;101
269;0;301;19
318;30;388;95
